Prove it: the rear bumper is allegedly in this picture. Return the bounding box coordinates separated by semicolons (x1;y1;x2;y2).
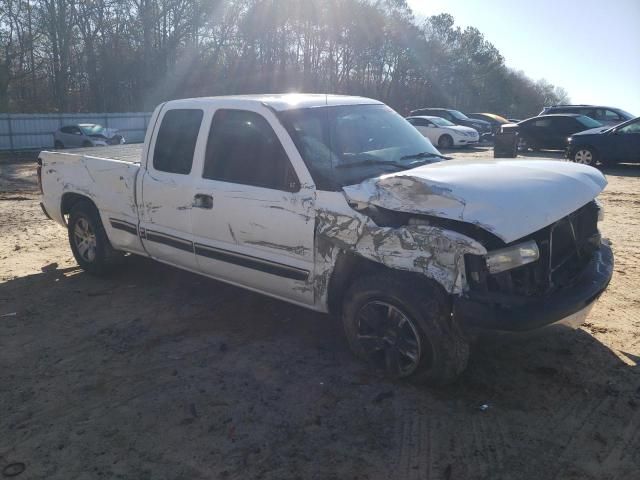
454;243;613;332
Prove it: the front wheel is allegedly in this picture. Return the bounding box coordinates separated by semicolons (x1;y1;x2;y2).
438;134;454;149
342;274;469;385
572;147;597;166
68;201;122;275
54;140;64;149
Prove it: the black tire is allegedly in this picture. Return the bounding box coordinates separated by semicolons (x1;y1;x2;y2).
54;140;64;149
438;134;454;149
82;140;93;147
68;201;121;275
342;274;469;385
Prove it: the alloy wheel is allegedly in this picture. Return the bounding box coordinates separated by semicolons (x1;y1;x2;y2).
73;217;97;262
355;300;424;377
574;149;594;165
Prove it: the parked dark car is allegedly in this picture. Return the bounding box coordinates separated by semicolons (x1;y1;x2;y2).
517;114;603;151
410;108;493;141
540;105;634;127
467;113;509;134
566;116;640;166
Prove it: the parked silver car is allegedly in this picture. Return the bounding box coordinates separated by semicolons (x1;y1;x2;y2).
53;124;125;149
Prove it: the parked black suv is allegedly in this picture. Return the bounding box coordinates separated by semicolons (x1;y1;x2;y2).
517;114;603;151
410;108;493;141
540;105;634;126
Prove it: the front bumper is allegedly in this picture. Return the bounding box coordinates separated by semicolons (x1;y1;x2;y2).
454;243;613;332
453;137;479;146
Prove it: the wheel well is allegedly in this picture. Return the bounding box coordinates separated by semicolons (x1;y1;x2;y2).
327;251;449;316
61;193;97;223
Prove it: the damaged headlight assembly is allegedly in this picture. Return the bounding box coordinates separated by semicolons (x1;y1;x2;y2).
484;240;540;274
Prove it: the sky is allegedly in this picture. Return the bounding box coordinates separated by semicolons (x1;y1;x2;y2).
407;0;640;116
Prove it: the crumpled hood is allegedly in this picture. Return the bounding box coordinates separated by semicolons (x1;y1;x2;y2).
343;159;607;243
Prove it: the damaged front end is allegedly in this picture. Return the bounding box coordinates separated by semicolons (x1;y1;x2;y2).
456;200;613;332
324;158;613;332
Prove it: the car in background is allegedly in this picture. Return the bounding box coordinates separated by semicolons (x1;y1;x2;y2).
517;114;603;151
466;113;510;134
409;107;492;141
54;124;125;149
540;105;634;127
406;115;479;148
567;116;640;166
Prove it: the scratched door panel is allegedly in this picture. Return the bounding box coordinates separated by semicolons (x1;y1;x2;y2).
191;180;316;305
138;107;205;271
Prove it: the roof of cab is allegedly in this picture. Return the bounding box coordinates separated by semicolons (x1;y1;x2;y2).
165;94;382;111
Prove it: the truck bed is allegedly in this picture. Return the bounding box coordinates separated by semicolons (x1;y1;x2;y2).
40;144;143;247
45;143;143;164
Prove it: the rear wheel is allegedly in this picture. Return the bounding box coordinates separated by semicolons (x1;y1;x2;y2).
572;147;597;166
342;274;469;385
68;201;121;275
438;134;454;149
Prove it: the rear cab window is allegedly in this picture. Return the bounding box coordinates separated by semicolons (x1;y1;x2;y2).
153;109;204;174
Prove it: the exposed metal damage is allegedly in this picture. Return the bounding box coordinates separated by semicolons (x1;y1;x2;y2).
312;205;486;302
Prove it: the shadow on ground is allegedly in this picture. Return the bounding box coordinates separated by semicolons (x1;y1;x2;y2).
1;256;639;479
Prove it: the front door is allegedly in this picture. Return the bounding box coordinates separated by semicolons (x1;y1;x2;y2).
190;107;316;305
615;118;640;162
139;107;205;270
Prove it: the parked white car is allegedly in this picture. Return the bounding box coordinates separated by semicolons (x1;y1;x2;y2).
54;124;125;149
406;115;479;148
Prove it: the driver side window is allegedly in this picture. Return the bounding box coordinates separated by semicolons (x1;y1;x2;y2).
203;109;299;192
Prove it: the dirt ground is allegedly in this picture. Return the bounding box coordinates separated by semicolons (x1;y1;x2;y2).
1;149;639;480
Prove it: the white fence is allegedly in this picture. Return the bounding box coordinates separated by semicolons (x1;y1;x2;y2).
0;112;152;150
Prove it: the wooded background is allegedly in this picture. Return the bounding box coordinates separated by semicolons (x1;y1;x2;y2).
0;0;569;116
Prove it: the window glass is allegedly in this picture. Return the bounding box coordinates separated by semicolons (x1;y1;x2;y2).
431;117;455;127
409;118;428;127
203;109;296;191
153;109;203;174
279;104;442;190
618;119;640;134
575;115;602;129
604;109;622;121
532;118;552;128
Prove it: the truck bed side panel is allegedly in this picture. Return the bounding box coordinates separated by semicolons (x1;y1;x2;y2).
40;148;146;255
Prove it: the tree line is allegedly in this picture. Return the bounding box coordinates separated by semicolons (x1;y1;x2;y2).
0;0;569;116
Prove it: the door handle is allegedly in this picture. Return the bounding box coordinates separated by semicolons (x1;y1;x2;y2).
193;194;213;209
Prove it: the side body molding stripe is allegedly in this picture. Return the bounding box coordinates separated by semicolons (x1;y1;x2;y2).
108;218;309;281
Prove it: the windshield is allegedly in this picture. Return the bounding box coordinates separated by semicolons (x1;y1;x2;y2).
431;117;455;127
80;124;107;136
449;110;470;120
576;115;603;129
279;104;443;190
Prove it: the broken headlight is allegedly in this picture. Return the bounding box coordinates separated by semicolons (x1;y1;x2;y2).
484;240;539;274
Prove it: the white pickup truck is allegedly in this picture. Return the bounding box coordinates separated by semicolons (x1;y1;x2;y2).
38;94;614;384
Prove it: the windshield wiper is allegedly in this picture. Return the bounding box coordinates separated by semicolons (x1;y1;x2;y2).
335;158;409;169
399;151;451;161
